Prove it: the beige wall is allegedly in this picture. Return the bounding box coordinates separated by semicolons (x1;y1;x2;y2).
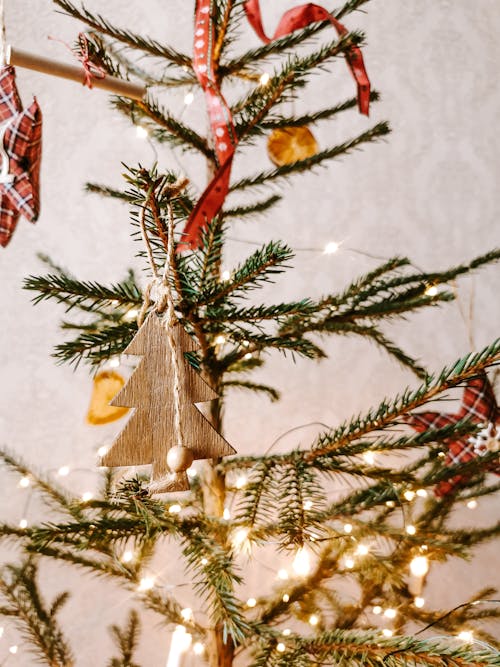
0;1;498;664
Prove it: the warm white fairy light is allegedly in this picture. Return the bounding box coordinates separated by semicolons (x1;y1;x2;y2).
416;488;428;498
409;555;429;577
414;597;425;608
81;491;93;502
236;475;248;489
138;576;155;591
356;544;369;556
244;352;253;360
386;500;395;508
231;526;250;553
108;357;120;368
382;629;393;638
136;125;149;139
283;629;291;636
169;504;182;514
215;334;226;345
406;525;416;535
122;550;134;563
193;642;204;655
467;499;478;509
292;547;311;576
403;490;416;501
276;642;286;653
223;508;231;520
282;593;290;603
384;608;397;619
457;630;473;642
97;445;109;457
343;523;353;534
372;605;382;615
19;476;30;488
57;466;70;477
125;308;139;320
201;557;208;566
19;518;28;529
425;285;438;297
303;500;313;510
363;451;376;465
277;569;289;580
259;72;270;85
9;645;18;654
344;557;355;569
323;241;340;254
187;467;197;479
246;598;257;608
308;614;319;626
184;92;194;105
181;608;193;621
221;270;231;281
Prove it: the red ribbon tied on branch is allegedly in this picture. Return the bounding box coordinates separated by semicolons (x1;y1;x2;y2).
49;33;106;89
181;1;371;250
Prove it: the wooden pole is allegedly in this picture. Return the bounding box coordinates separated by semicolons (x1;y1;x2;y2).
8;46;146;100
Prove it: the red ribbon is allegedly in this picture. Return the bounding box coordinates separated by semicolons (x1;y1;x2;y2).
49;32;106;89
181;1;371;251
244;0;370;116
180;0;237;250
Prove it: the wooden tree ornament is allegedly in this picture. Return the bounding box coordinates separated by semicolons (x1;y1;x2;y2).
101;312;235;493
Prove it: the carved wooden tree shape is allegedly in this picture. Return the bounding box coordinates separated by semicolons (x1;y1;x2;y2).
101;312;235;492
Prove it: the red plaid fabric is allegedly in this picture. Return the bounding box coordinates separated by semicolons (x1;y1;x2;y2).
0;66;42;247
405;375;499;496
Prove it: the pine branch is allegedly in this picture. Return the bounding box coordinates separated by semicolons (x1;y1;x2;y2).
224;194;282;220
53;321;137;367
108;610;141;667
223;380;280;402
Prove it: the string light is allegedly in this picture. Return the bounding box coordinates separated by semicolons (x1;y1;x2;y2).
403;490;416;501
223;508;231;520
276;642;286;653
457;630;473;642
414;597;425;608
277;569;289;580
386;500;396;508
372;605;382;615
19;518;28;529
246;598;257;608
292;547;311;576
97;445;109;457
231;526;251;553
81;491;93;502
323;241;340;254
406;525;417;535
356;544;370;556
467;499;478;509
343;523;353;534
416;488;428;498
122;550;134;563
363;451;375;465
125;308;139;321
193;642;204;655
235;475;248;489
169;504;182;514
187;467;197;479
19;476;30;488
221;270;231;281
201;558;208;566
344;557;355;569
137;576;155;591
282;593;290;602
382;629;393;638
181;608;193;621
283;629;291;636
244;352;253;360
308;614;319;626
184;92;194;105
9;645;18;654
136;125;149;139
425;285;438;296
303;500;313;510
215;334;226;345
108;357;120;368
57;466;69;477
409;555;429;577
384;608;397;619
259;72;270;85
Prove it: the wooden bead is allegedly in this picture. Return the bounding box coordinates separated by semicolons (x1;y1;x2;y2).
167;446;194;473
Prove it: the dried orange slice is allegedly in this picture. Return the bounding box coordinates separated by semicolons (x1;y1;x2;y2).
86;370;129;425
267;126;318;166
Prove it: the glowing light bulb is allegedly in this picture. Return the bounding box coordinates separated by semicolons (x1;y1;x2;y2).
386;500;395;508
404;490;416;501
384;608;397;619
169;504;182;514
125;308;139;320
406;525;416;535
9;645;18;654
409;555;429;577
363;451;375;465
276;642;286;653
57;466;69;477
136;125;148;139
457;630;473;642
246;598;256;608
414;597;425;608
19;476;30;488
236;475;247;489
344;557;355;569
372;606;382;615
308;614;319;626
467;499;478;509
343;523;353;534
244;352;253;360
193;642;204;655
81;491;93;502
215;334;226;345
201;558;208;566
425;285;438;296
277;569;289;580
282;593;290;602
382;629;393;638
356;544;369;556
221;270;231;281
181;608;193;621
292;547;311;576
231;527;250;553
324;241;339;254
187;467;197;478
223;508;231;520
108;357;120;368
184;92;194;105
19;518;28;529
97;445;109;457
283;629;291;636
303;500;313;510
416;488;428;497
259;72;270;85
122;550;134;563
138;576;155;591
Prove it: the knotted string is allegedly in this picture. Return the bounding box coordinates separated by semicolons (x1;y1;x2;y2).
49;32;106;89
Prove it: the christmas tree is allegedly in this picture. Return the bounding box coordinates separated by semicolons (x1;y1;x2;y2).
1;1;499;665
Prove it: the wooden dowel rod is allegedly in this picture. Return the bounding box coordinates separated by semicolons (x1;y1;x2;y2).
9;46;146;100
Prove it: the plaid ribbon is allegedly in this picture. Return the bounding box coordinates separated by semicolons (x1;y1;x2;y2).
405;375;500;497
0;66;42;247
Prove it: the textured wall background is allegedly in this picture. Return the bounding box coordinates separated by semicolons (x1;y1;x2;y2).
0;1;499;664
